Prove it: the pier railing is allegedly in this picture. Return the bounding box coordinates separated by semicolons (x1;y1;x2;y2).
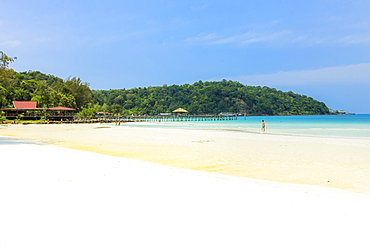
98;114;238;123
15;114;238;124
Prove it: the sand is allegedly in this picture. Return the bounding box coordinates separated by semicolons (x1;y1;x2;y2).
1;123;370;193
2;141;370;247
2;123;370;246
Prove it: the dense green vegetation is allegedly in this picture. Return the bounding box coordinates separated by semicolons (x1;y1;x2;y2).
1;51;330;116
0;52;92;111
92;80;330;115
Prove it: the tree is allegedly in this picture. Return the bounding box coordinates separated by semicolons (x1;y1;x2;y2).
0;51;17;108
64;77;92;110
0;52;16;84
0;51;17;69
0;54;94;113
0;86;8;109
91;80;330;116
110;104;123;115
77;108;96;118
0;110;5;122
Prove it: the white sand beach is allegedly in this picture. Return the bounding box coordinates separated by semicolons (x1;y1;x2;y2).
1;123;370;193
1;123;370;246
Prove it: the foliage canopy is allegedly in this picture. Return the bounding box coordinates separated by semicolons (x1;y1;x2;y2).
1;51;330;116
92;80;330;115
0;70;92;110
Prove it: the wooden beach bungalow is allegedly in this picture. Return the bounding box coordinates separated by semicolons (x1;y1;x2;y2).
2;101;76;121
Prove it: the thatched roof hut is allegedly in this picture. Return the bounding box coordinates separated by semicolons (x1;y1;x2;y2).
172;108;188;114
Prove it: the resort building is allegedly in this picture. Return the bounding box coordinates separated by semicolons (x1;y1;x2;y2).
1;101;76;121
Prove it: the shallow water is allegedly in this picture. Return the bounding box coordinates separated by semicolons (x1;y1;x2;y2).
118;114;370;139
0;136;33;145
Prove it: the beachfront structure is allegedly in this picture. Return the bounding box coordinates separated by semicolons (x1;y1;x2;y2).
1;101;76;121
172;108;188;114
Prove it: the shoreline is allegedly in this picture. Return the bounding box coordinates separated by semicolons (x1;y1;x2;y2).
1;123;370;194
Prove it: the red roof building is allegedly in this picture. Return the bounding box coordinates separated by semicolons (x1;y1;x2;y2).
48;106;76;111
2;101;76;121
12;101;38;109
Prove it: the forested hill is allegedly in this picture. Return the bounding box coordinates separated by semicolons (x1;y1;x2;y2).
92;80;330;115
1;57;329;116
0;70;92;110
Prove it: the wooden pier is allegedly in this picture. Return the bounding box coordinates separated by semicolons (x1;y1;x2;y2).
103;114;238;123
75;114;238;124
133;114;238;122
9;114;238;125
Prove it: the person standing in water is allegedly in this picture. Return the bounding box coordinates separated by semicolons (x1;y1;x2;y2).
261;120;266;133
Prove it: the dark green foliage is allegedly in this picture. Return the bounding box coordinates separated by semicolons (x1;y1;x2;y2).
0;51;92;110
0;50;329;116
0;51;17;69
0;70;92;110
92;80;330;116
77;107;96;118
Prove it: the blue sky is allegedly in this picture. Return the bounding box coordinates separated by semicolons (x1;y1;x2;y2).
1;0;370;113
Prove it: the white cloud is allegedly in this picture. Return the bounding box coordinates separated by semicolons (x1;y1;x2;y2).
185;33;217;43
337;34;370;44
230;63;370;86
0;40;22;48
214;31;294;45
185;30;300;46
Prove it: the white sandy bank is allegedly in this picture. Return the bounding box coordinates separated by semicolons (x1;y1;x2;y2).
1;142;370;247
2;124;370;193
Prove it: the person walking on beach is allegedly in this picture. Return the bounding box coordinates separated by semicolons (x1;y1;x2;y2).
261;120;266;133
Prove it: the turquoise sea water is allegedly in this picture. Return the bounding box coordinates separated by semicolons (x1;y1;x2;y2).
121;114;370;139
